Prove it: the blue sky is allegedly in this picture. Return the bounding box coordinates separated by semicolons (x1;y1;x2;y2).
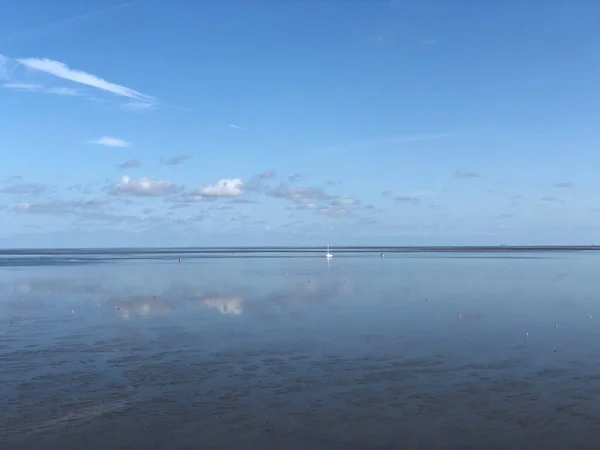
1;0;599;247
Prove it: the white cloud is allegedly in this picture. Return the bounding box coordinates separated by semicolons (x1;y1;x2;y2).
89;137;131;148
118;159;140;169
337;196;360;205
228;124;246;130
13;197;110;215
317;204;350;217
15;202;34;211
110;176;175;197
288;173;306;182
268;184;333;205
196;178;244;197
17;57;156;104
1;183;47;195
160;155;192;166
259;169;276;179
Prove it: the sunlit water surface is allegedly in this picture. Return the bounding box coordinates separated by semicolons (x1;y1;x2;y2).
2;251;600;449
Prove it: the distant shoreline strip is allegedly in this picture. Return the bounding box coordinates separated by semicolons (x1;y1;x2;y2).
1;246;599;256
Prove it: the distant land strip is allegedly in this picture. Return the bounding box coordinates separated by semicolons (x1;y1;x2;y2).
1;246;600;256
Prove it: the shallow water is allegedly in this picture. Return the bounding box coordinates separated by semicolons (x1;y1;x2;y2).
2;251;600;449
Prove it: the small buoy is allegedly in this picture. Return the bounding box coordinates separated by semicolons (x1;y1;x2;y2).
178;258;181;263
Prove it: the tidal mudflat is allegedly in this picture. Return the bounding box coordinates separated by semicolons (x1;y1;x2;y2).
2;250;600;449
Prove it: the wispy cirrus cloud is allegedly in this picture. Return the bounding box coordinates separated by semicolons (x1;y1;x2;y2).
89;137;131;148
121;101;156;112
2;1;141;43
46;86;81;96
228;124;246;130
160;155;192;166
0;55;8;80
2;82;80;96
15;56;157;108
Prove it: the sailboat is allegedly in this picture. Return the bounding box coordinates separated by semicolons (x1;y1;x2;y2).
326;244;333;259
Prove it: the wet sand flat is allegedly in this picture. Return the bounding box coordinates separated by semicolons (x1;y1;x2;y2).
2;251;600;449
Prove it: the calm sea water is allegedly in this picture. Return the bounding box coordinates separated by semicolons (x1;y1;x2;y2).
2;250;600;449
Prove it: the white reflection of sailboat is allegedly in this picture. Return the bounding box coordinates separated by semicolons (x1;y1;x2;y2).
326;243;333;259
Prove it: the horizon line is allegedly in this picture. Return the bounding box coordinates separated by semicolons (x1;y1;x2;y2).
1;245;600;254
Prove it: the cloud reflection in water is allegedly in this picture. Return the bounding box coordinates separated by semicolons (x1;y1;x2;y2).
111;296;174;319
199;295;244;315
